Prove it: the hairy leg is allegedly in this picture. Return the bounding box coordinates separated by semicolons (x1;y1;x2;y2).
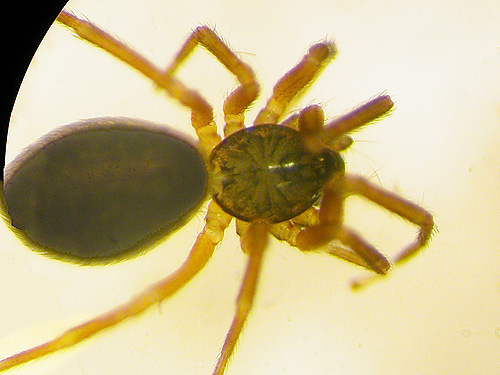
213;221;270;375
164;26;259;136
0;201;232;371
56;11;221;158
254;42;336;125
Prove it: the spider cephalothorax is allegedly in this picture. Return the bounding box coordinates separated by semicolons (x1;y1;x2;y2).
209;124;344;223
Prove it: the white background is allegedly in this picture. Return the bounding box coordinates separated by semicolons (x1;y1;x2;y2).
1;0;500;374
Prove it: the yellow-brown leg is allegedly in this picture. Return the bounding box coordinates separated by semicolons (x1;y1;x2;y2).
297;94;394;152
343;175;434;263
281;95;392;154
254;42;337;125
293;176;392;275
274;172;433;287
213;221;270;375
271;93;428;284
56;11;223;158
271;209;386;271
344;174;434;288
282;94;402;274
297;104;327;153
280;106;354;152
0;201;232;372
164;26;259;136
321;94;394;145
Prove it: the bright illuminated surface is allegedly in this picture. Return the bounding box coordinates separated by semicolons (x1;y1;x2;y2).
1;0;500;374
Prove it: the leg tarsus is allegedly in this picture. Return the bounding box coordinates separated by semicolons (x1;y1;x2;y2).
274;170;433;281
335;227;391;275
271;214;389;274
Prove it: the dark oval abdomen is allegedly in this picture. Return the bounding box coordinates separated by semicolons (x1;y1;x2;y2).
3;118;207;260
209;124;344;223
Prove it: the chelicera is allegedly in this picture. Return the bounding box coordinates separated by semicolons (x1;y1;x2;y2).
0;10;434;375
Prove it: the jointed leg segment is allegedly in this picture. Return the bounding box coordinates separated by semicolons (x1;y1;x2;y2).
56;12;260;157
344;174;434;264
213;221;270;375
255;42;337;125
0;201;232;371
272;173;434;286
294;176;392;275
322;94;394;144
272;96;433;285
164;26;259;136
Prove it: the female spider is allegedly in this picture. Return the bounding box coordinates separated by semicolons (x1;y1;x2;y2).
0;10;434;375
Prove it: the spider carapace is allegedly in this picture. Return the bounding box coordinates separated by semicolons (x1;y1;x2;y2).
210;124;345;223
0;10;434;375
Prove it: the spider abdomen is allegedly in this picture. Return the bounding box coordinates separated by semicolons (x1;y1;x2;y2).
209;124;344;223
3;118;207;261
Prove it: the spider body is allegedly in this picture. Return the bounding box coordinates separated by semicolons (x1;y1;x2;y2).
209;124;344;223
3;118;207;260
0;11;434;375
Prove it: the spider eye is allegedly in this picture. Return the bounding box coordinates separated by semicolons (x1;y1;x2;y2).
315;149;345;182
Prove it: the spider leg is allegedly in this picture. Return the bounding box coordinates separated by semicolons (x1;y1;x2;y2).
164;26;259;136
283;96;391;154
254;41;337;125
343;175;434;288
287;172;433;287
271;208;373;270
321;94;394;145
283;95;401;273
303;94;394;153
213;221;270;375
280;113;352;156
0;201;232;371
273;210;385;271
56;10;221;159
275;179;392;277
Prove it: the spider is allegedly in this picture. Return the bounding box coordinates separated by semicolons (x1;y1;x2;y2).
0;10;434;375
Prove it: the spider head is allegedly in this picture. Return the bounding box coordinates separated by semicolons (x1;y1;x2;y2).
313;147;345;187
